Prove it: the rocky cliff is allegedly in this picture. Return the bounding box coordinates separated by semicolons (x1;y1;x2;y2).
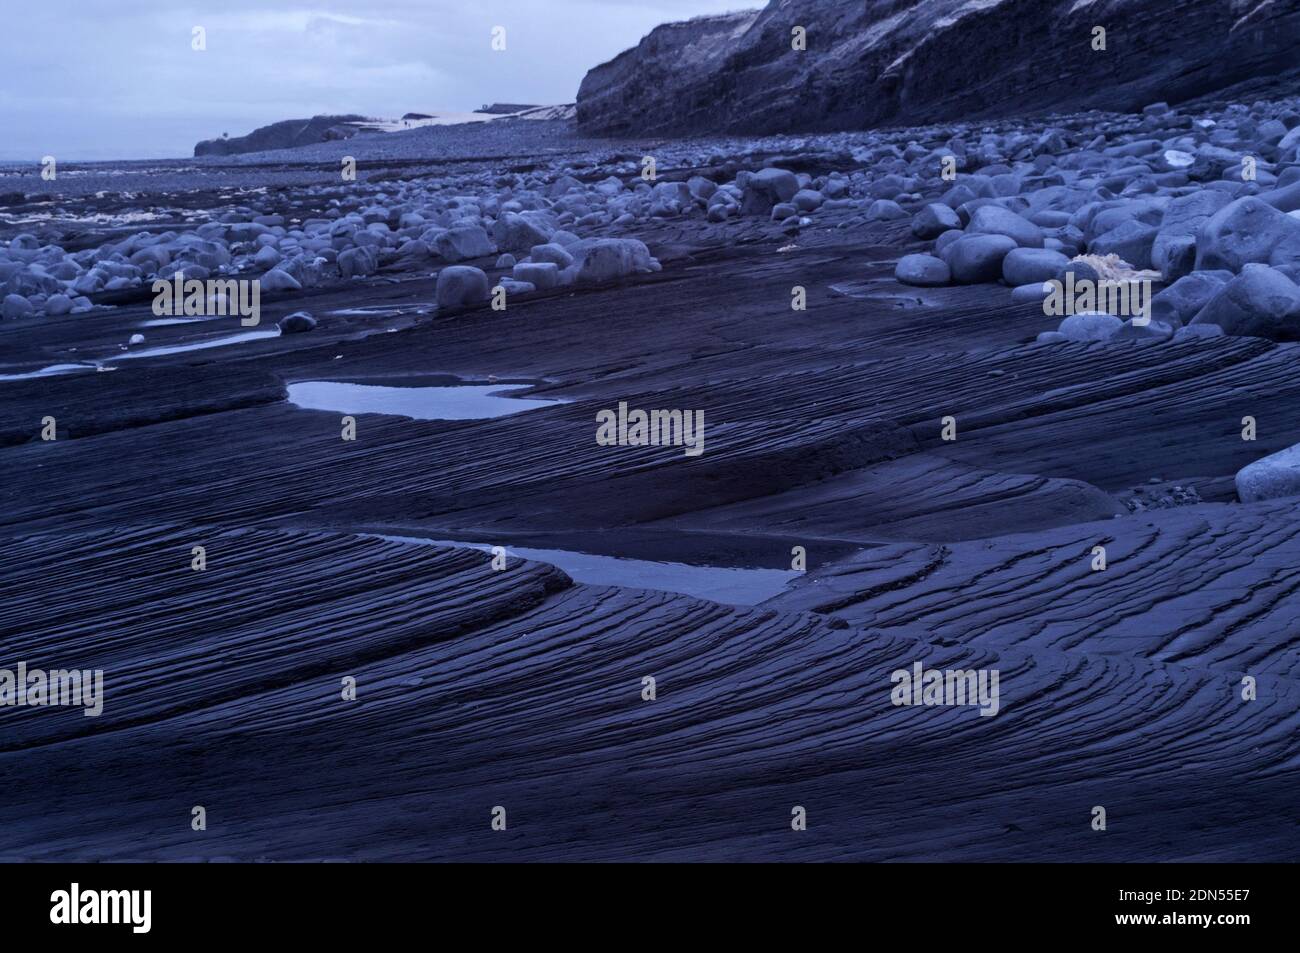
194;115;368;157
577;0;1300;136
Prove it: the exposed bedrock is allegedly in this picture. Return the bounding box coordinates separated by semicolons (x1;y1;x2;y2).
576;0;1300;136
2;525;1296;860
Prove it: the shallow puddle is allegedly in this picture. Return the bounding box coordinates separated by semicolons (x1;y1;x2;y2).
0;362;100;382
110;329;280;360
373;534;799;606
287;381;566;420
326;304;425;317
138;317;208;328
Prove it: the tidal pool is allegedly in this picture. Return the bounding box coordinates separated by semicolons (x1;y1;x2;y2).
371;534;799;606
0;363;99;382
110;329;279;360
287;381;566;420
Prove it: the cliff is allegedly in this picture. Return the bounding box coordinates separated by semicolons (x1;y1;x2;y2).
576;0;1300;136
194;115;368;157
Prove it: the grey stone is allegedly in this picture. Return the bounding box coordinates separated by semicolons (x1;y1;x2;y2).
497;278;536;295
1152;190;1231;273
434;226;496;262
1010;281;1052;304
895;254;950;287
1114;317;1174;340
337;245;378;279
513;261;560;289
792;189;824;212
44;293;73;316
866;199;908;221
741;168;799;215
1058;311;1123;341
436;265;490;308
260;268;301;292
2;293;34;319
942;234;1017;284
1189;263;1300;339
966;205;1044;248
933;229;964;255
1236;443;1300;502
1002;248;1070;286
492;211;554;251
253;245;282;269
1195;196;1300;272
1089;220;1160;269
277;311;317;334
911;203;961;239
1159;235;1197;282
569;238;659;283
530;243;574;268
1150;271;1232;326
1173;323;1225;341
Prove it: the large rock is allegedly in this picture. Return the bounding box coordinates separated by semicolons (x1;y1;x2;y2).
911;203;961;239
492;211;555;252
530;243;574;268
740;168;799;216
576;1;1300;137
1189;264;1300;340
1269;216;1300;274
1002;248;1069;287
260;268;301;292
436;266;490;308
2;293;34;319
337;245;378;279
513;261;560;290
253;245;283;269
569;238;660;283
1236;443;1300;502
434;226;496;262
1010;282;1052;304
1150;271;1232;326
43;293;73;316
1260;182;1300;214
1152;190;1231;274
1195;197;1300;272
1158;236;1197;283
866;199;908;222
1089;220;1159;270
895;254;950;287
966;206;1043;248
1058;311;1123;342
277;311;317;334
1114;317;1174;341
941;234;1017;284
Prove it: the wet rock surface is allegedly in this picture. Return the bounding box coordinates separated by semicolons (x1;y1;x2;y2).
3;70;1300;863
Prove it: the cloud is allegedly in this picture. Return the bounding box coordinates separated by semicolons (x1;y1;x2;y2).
0;0;764;159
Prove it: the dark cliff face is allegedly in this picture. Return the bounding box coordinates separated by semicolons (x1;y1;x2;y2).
194;115;367;157
576;0;1300;136
576;10;764;136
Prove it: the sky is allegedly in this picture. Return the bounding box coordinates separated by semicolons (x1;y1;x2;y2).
0;1;764;161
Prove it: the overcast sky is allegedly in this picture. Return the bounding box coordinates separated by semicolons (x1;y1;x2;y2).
0;1;763;161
